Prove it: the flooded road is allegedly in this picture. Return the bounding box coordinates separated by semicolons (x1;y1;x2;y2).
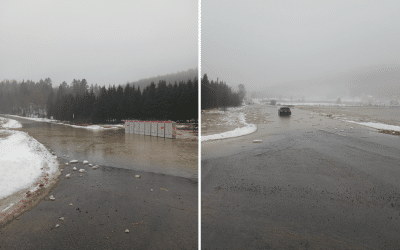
202;104;400;249
2;116;198;179
297;105;400;125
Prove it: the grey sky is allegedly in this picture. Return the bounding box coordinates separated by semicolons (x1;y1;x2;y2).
202;0;400;99
0;0;197;87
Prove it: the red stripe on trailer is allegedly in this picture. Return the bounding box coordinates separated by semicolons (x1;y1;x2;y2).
158;121;163;123
134;121;138;122
165;121;171;123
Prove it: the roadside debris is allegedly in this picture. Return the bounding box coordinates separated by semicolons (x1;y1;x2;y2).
125;229;129;233
55;224;59;228
49;195;55;201
69;203;73;207
52;152;56;155
160;188;169;191
252;140;262;143
92;165;99;170
65;162;69;166
65;173;71;178
73;167;77;171
79;169;85;173
59;217;64;221
135;175;141;178
70;160;78;163
83;160;89;164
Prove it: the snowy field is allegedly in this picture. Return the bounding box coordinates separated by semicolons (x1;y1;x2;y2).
0;118;59;216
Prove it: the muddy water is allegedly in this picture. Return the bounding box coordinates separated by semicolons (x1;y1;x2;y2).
298;105;400;125
3;116;198;179
201;104;362;160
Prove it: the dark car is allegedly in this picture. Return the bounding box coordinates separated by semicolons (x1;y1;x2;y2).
278;107;291;116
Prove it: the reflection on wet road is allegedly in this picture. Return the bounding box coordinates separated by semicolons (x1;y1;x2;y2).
3;116;198;179
202;104;400;249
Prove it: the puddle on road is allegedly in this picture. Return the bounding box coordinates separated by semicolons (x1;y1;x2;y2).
5;117;198;179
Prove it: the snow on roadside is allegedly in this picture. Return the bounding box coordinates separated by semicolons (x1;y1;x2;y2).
344;120;400;132
5;115;122;130
301;109;400;132
201;124;257;141
0;117;22;129
280;102;352;107
7;115;54;123
67;124;120;130
0;130;59;209
202;111;257;141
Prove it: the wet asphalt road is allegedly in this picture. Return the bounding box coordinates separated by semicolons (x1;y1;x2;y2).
202;106;400;249
0;160;198;249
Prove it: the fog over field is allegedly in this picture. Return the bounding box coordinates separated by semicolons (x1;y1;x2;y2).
202;0;400;102
0;0;197;86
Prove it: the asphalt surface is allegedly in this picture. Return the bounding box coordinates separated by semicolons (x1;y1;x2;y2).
0;160;198;250
202;106;400;249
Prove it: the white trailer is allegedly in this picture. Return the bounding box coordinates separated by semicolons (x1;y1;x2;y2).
164;121;176;139
125;120;129;133
139;121;145;135
134;121;139;134
151;121;158;136
157;121;165;137
144;121;151;135
130;120;134;134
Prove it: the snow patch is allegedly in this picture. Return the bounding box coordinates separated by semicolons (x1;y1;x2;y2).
0;117;22;129
202;124;257;141
0;130;58;200
344;120;400;132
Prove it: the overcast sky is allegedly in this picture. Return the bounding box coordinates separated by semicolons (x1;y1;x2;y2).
0;0;197;87
202;0;400;99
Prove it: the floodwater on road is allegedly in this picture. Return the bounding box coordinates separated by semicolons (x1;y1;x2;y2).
298;105;400;126
1;116;198;179
201;104;400;249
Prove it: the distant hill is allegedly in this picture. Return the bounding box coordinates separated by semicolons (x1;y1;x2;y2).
127;68;198;90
